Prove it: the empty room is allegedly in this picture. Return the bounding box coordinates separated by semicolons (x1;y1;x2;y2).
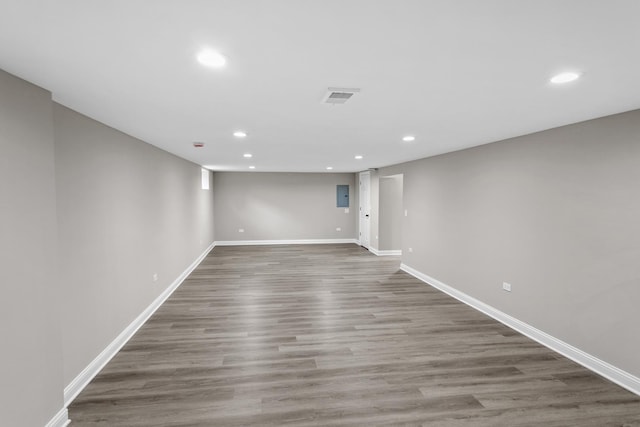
2;1;640;426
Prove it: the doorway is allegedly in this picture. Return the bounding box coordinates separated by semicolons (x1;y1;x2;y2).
378;174;403;254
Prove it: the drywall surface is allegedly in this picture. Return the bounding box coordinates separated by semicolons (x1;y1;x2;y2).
213;172;356;241
54;104;215;386
0;69;65;426
379;109;640;377
379;175;403;251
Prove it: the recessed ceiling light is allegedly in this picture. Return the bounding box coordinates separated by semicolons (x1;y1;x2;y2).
355;155;363;160
326;166;333;170
249;166;255;169
233;131;247;138
243;153;252;158
196;49;227;68
550;72;580;84
402;135;415;142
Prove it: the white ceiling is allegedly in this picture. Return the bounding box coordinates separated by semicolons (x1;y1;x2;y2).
2;0;640;172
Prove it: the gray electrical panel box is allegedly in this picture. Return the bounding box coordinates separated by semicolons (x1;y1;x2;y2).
337;185;349;207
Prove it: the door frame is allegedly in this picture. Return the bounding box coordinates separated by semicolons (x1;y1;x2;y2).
359;171;371;249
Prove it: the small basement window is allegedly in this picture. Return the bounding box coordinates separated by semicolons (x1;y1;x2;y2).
201;168;210;190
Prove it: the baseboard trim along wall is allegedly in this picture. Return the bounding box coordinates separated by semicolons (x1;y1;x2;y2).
45;407;70;427
400;263;640;397
369;248;402;256
214;239;358;246
63;242;216;407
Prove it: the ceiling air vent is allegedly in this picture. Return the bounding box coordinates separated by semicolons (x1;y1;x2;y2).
322;87;361;104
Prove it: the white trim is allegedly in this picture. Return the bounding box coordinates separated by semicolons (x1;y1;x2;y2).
45;407;70;427
400;263;640;397
359;171;371;250
64;242;216;407
369;247;402;256
214;239;358;246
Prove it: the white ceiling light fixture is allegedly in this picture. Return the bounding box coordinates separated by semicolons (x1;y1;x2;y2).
249;165;255;169
243;153;252;158
354;155;363;159
196;48;227;69
550;71;581;84
233;131;247;138
326;166;333;170
402;135;416;142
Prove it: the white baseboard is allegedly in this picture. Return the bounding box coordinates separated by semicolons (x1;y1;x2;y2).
400;263;640;397
64;242;216;407
45;407;69;427
369;247;402;256
214;238;358;246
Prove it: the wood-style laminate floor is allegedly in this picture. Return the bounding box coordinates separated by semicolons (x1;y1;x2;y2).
69;244;640;426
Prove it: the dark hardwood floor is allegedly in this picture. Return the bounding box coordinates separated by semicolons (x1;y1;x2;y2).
69;244;640;426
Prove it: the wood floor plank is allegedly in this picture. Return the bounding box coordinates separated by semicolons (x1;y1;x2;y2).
68;244;640;426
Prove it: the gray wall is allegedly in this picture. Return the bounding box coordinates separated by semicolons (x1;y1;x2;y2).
379;109;640;377
54;104;215;386
1;66;216;425
214;172;356;241
379;175;403;251
0;70;64;426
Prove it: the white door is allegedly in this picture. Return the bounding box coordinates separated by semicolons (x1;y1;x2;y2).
359;171;371;249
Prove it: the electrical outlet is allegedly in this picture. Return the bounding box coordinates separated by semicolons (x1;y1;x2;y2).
344;208;349;213
238;228;244;233
336;227;341;231
152;273;158;282
502;282;512;292
408;247;413;253
404;209;408;217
